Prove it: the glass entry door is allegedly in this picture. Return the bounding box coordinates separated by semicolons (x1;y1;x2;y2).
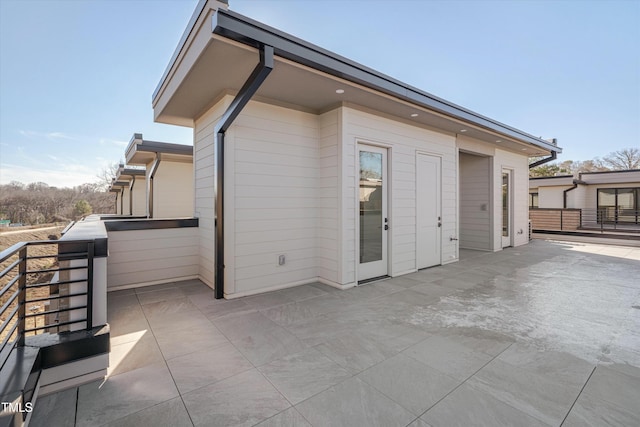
501;169;512;248
358;145;388;281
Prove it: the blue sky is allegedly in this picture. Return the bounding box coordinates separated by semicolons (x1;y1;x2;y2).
1;0;638;188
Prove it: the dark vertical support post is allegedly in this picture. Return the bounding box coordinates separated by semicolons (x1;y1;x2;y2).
214;45;274;299
215;132;225;299
148;154;161;218
17;247;27;347
560;210;563;231
129;176;136;215
86;241;94;330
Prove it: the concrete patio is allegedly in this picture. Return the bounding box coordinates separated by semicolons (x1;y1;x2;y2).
31;239;640;426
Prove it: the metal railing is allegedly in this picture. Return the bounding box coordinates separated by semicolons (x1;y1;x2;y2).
580;208;640;232
0;239;95;368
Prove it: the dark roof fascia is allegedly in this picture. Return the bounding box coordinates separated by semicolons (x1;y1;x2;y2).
529;175;574;181
125;133;193;160
111;181;129;188
579;169;640;176
153;4;561;153
117;168;146;178
133;140;193;156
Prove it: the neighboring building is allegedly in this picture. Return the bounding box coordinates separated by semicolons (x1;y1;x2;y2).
114;164;146;216
124;133;194;219
152;0;561;298
108;179;129;215
530;170;640;228
528;175;575;209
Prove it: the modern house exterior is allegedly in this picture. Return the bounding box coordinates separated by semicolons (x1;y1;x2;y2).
529;169;640;230
113;165;146;216
108;179;129;215
152;0;561;299
124;133;194;219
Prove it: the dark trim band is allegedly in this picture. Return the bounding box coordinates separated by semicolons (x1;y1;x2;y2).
104;218;198;232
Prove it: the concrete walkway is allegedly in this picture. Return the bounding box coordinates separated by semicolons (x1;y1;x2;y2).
31;240;640;426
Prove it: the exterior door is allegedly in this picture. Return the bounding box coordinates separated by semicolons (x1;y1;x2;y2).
358;145;388;281
501;169;512;247
417;153;441;269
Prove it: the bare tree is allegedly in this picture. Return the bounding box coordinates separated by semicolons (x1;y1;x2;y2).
96;161;121;191
600;148;640;170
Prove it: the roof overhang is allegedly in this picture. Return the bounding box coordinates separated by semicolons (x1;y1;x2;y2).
153;2;561;157
116;165;146;182
109;180;129;191
579;169;640;184
529;175;575;187
125;133;194;166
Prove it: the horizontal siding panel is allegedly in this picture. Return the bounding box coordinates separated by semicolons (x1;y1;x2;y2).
235;238;315;257
235;228;316;245
109;265;198;288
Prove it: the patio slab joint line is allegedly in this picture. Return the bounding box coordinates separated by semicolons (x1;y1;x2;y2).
417;342;515;419
559;365;597;427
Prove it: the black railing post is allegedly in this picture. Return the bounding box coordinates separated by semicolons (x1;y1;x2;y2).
86;241;94;330
17;247;27;347
560;210;564;231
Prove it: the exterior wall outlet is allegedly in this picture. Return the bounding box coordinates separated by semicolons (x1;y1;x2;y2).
278;254;285;266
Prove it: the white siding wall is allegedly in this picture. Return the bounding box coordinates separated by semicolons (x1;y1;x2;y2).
107;227;199;289
231;102;320;294
154;162;194;218
318;109;340;284
341;107;458;281
538;186;569;208
494;149;529;248
459;153;491;250
567;185;584;209
194;97;230;288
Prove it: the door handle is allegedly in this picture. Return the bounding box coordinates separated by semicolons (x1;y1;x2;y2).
438;222;442;228
384;224;389;230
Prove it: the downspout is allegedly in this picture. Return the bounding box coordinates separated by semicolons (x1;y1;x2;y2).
563;181;578;209
563;175;586;208
529;151;557;169
147;154;161;218
129;176;136;215
214;45;274;299
529;138;558;169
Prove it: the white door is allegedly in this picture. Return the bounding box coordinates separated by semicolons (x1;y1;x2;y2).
501;169;512;248
417;154;441;269
358;145;388;281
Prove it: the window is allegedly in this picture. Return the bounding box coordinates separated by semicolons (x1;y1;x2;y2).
597;187;639;224
529;192;539;209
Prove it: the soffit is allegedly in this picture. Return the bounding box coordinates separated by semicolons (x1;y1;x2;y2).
157;35;552;156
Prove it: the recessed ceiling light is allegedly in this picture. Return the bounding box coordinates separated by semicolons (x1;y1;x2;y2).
459;129;467;133
496;139;502;143
410;113;419;117
335;89;345;94
521;148;527;151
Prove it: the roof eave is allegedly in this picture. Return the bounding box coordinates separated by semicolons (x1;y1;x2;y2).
153;5;561;154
